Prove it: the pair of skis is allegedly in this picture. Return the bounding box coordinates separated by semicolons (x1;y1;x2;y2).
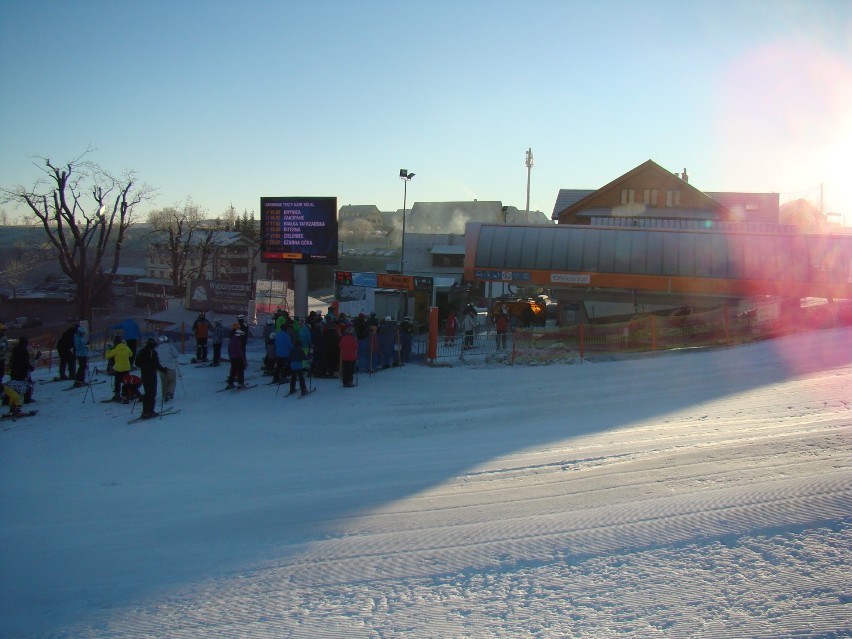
61;380;106;391
127;407;182;425
216;383;259;393
1;409;38;421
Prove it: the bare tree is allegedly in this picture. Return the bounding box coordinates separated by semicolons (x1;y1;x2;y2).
0;152;154;321
341;218;378;242
0;257;35;300
148;199;218;295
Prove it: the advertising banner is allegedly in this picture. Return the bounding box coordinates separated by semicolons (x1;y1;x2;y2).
188;279;252;314
255;279;292;314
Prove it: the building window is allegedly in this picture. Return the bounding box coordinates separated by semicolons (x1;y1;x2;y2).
643;189;658;206
621;188;635;205
432;254;464;268
666;189;681;207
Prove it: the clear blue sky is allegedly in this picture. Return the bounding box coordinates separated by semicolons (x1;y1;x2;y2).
1;0;850;222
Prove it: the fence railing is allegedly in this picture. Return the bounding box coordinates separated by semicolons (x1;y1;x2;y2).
428;303;849;365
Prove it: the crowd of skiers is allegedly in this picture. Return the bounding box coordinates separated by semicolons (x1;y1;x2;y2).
1;307;418;420
257;308;414;391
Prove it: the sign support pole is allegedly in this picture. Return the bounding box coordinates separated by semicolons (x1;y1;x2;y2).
294;264;309;319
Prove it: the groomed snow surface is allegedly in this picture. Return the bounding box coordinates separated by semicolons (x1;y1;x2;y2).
1;328;850;638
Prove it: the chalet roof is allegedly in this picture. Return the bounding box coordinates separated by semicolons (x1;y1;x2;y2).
551;189;594;219
339;204;381;215
554;160;723;223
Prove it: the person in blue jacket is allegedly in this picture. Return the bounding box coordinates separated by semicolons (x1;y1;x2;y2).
272;323;293;384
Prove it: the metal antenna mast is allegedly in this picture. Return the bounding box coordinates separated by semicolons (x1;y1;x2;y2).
525;148;534;216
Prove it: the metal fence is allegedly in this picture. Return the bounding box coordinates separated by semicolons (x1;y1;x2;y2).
429;302;852;365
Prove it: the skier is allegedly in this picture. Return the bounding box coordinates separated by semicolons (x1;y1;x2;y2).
155;335;180;402
274;309;290;332
263;319;276;375
6;336;39;415
273;323;293;385
339;326;358;387
378;316;398;368
321;318;340;378
0;323;7;384
118;372;143;403
444;310;458;346
134;337;166;419
398;316;413;364
493;304;510;350
236;314;249;358
354;313;371;374
105;335;133;402
461;305;477;350
225;329;246;389
210;318;225;366
295;316;311;349
287;335;309;396
72;325;90;387
55;323;78;380
192;312;212;362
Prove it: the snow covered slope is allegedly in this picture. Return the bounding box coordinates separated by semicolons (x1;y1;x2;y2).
1;328;850;638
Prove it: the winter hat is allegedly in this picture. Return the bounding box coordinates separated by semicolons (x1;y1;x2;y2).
146;337;156;345
234;329;245;337
158;335;169;343
113;335;122;345
384;315;392;321
237;314;246;320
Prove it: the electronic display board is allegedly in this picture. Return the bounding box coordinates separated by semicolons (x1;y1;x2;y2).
260;196;338;264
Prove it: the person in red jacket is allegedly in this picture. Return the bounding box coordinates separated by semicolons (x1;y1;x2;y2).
339;325;359;387
493;304;510;350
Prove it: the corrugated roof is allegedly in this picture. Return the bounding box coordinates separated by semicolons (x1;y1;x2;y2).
472;223;852;282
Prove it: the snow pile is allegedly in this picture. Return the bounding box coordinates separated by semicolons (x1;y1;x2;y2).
1;327;850;638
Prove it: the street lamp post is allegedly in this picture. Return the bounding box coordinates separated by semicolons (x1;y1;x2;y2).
399;169;415;274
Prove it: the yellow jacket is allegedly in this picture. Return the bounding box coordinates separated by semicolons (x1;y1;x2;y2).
105;342;133;374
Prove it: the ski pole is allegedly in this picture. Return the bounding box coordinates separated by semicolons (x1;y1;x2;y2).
176;362;186;396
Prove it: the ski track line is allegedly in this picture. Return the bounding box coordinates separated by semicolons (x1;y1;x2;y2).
65;522;852;639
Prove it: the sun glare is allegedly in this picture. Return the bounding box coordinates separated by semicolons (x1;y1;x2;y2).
714;41;852;222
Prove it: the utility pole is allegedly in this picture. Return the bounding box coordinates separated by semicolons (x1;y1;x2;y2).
525;148;534;217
